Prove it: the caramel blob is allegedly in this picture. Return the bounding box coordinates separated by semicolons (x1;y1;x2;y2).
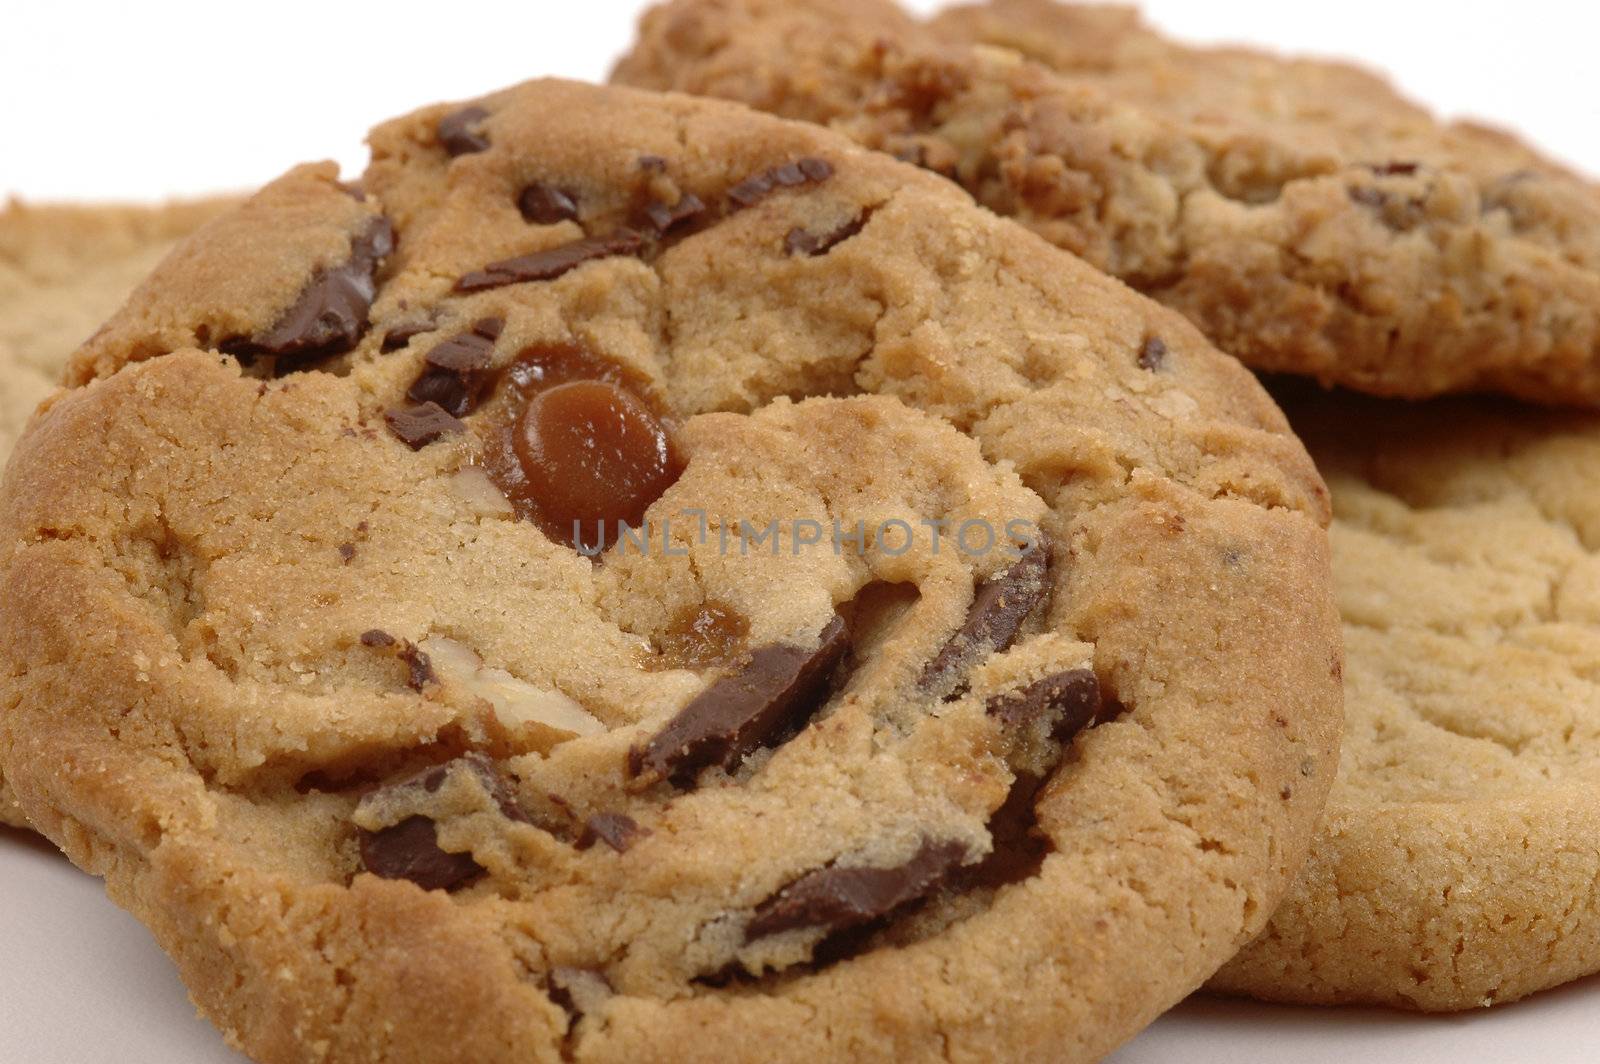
512;380;681;552
655;601;751;670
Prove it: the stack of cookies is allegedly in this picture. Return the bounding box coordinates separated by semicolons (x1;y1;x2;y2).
1;1;1595;1060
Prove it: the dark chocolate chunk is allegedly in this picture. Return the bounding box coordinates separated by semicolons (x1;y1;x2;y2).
519;182;580;225
438;105;491;156
576;812;648;853
456;230;645;292
358;816;484;891
406;318;503;416
641;193;706;236
221;216;393;370
1137;335;1168;371
360;628;397;648
384;402;466;449
355;754;527;890
399;641;436;691
381;320;435;353
919;536;1053;697
745;838;967;941
986;668;1102;742
338;542;357;564
784;212;867;257
629;614;849;787
726;157;835;210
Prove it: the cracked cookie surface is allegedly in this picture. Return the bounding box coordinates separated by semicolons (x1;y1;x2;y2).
0;196;234;827
614;0;1600;405
1;79;1340;1063
1212;390;1600;1009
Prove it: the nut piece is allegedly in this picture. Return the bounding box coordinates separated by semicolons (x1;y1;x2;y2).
421;637;604;751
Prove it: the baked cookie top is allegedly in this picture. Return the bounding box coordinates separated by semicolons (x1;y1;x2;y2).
615;0;1600;405
0;196;234;828
1213;390;1600;1010
2;79;1340;1063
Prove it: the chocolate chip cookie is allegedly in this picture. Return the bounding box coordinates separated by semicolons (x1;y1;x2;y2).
1210;390;1600;1009
0;196;234;828
615;0;1600;405
0;79;1341;1062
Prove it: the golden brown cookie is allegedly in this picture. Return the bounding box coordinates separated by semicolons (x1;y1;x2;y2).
1210;390;1600;1009
0;196;233;828
614;0;1600;405
1;79;1340;1062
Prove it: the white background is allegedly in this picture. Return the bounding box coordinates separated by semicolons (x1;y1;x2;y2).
3;2;1600;1062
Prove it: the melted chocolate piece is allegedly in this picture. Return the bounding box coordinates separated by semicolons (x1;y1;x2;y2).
641;193;706;236
406;318;504;417
437;105;491;156
919;536;1053;696
986;668;1102;741
456;231;645;292
577;813;647;853
360;628;397;648
1138;335;1168;371
745;839;968;941
629;615;849;787
359;816;483;891
519;182;580;225
399;641;436;691
381;320;435;353
784;213;867;257
726;157;834;210
355;754;527;890
384;402;465;449
511;379;682;553
221;217;393;370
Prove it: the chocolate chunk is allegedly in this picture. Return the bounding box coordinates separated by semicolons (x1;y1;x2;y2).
221;216;393;369
919;536;1053;697
576;812;647;853
438;105;490;156
1370;161;1419;176
355;754;527;890
519;182;580;225
359;816;484;891
406;318;503;416
384;402;465;449
629;615;849;787
641;193;706;236
360;628;397;648
1137;335;1167;371
381;320;435;353
726;157;834;210
784;213;867;257
986;668;1102;742
456;230;645;292
399;641;436;691
745;839;967;941
338;542;357;564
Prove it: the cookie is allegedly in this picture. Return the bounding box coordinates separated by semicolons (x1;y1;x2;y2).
614;0;1600;405
0;197;234;828
0;79;1341;1062
1210;390;1600;1009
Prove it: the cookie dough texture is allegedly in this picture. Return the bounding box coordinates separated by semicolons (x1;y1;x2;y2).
0;197;233;828
1;80;1340;1063
614;0;1600;404
1211;393;1600;1009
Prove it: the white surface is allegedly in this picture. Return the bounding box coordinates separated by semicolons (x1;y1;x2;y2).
3;1;1600;1062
